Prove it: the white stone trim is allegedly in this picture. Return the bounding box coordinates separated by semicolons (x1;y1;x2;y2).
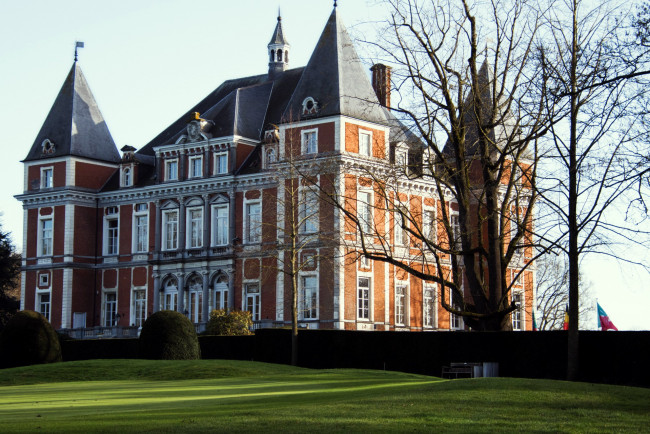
61;268;72;328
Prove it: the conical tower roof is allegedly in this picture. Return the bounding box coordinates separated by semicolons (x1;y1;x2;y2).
282;8;387;125
269;14;289;45
24;62;120;163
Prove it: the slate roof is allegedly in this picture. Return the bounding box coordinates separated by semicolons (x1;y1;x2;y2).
24;62;120;163
282;8;388;125
269;15;288;45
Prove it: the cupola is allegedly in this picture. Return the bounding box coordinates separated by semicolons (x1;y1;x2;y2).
268;12;290;79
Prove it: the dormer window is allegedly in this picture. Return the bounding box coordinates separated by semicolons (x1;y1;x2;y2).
301;97;318;116
122;167;132;187
302;129;318;154
41;139;55;155
189;156;203;178
165;159;178;181
214;152;228;175
266;148;276;167
41;167;53;189
359;130;372;157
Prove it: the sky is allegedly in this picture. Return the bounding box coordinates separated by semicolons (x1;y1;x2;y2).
1;0;648;330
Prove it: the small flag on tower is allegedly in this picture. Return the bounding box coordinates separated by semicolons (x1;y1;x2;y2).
597;302;618;331
563;305;569;330
74;41;85;62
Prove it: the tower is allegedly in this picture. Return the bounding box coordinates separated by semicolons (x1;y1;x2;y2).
268;12;290;79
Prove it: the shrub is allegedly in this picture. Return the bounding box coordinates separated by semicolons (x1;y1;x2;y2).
0;310;62;368
139;310;200;360
206;310;253;336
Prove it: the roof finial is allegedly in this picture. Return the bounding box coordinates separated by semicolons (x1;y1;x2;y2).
74;41;84;62
334;0;337;7
278;6;281;21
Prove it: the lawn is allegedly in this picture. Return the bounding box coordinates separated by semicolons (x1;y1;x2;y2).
0;360;648;433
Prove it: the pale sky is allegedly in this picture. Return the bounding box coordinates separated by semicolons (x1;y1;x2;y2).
1;0;648;329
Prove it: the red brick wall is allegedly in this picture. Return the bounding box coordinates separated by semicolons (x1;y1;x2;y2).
75;162;117;189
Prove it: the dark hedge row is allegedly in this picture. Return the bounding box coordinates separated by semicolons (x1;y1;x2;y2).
56;330;650;388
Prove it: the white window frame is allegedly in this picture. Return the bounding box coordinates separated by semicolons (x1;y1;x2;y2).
395;284;408;326
36;289;51;321
41;167;53;189
244;282;261;321
165;159;178;181
121;167;132;187
357;276;371;321
186;275;203;323
133;203;148;253
131;288;147;327
265;147;277;168
103;291;118;327
39;273;49;287
450;287;464;330
186;206;204;249
162;209;179;251
423;207;437;244
423;283;437;329
395;212;408;246
359;129;372;157
214;152;228;175
211;204;229;246
189;155;203;178
245;201;262;243
512;291;523;331
450;210;460;250
357;190;373;235
360;254;371;269
299;188;319;233
213;275;229;312
300;275;319;320
38;216;53;257
104;214;119;256
302;128;318;154
162;278;178;311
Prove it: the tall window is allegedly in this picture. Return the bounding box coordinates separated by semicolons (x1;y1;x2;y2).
512;293;523;331
105;218;119;256
122;167;132;187
301;275;318;320
189;156;203;178
246;202;261;243
359;131;371;156
40;218;53;256
302;129;318;154
213;275;229;311
450;212;460;250
450;289;464;330
103;292;117;326
166;159;178;181
133;203;148;253
357;277;370;320
162;278;178;311
187;276;203;323
395;285;407;326
395;213;408;246
162;210;178;250
212;205;229;246
423;285;436;328
245;283;260;321
132;289;146;327
423;209;437;243
215;152;228;174
358;191;373;234
187;207;203;248
41;167;53;189
37;291;51;321
299;189;319;233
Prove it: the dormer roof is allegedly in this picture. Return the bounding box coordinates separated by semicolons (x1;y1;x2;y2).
24;62;120;163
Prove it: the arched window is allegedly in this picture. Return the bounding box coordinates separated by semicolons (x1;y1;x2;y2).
213;275;229;312
187;275;203;323
270;50;275;62
162;277;178;311
266;148;276;167
277;49;282;62
122;168;131;187
284;50;289;63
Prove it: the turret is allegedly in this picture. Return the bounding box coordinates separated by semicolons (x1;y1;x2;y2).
268;12;290;79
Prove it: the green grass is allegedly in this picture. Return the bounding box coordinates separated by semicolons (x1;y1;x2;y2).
1;360;649;433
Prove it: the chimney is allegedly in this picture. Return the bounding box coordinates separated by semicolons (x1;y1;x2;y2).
371;64;391;109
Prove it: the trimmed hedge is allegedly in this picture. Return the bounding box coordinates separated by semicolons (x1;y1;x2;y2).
139;311;200;360
206;310;253;336
0;310;62;368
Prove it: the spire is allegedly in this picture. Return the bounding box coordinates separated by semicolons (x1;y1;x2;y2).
268;9;290;79
282;7;387;124
24;62;120;163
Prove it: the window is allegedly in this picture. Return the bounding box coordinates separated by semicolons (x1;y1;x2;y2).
302;129;318;154
162;278;178;311
187;207;203;249
423;209;437;243
423;285;436;328
105;218;119;255
265;148;276;167
245;283;260;321
215;152;228;174
450;212;460;250
103;292;117;326
450;289;464;330
357;277;370;320
122;167;132;187
299;189;319;233
512;292;523;331
245;202;261;243
212;205;229;246
360;255;371;269
213;275;229;311
39;273;49;287
37;291;51;321
359;131;371;156
301;276;318;320
165;159;178;181
395;213;408;246
162;210;178;250
39;218;53;257
132;289;146;327
358;191;373;234
189;156;203;178
396;151;407;168
133;204;148;253
41;167;53;189
395;285;407;326
187;276;203;323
